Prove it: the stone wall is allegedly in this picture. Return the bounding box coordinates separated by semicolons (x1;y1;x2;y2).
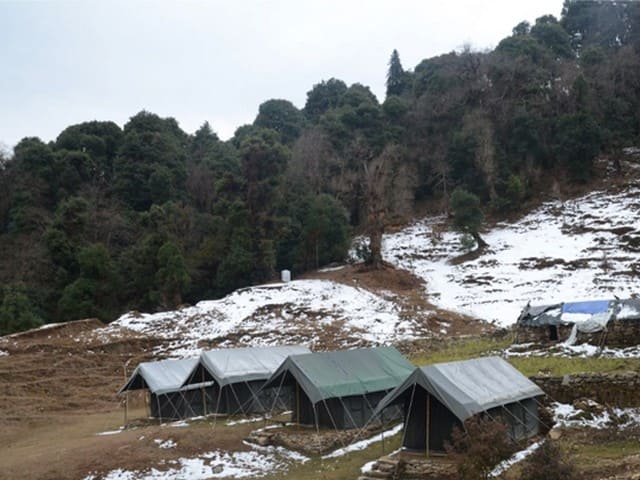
532;372;640;407
515;324;574;344
515;319;640;348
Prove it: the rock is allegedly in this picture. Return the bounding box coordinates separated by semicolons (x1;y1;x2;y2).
548;428;562;440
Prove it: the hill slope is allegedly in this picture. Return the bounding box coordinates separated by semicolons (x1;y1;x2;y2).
384;181;640;326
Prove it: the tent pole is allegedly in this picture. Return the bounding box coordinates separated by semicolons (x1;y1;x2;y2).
296;382;300;424
212;385;223;432
381;409;385;454
426;393;430;458
123;365;128;427
401;383;417;451
124;392;128;427
202;368;207;416
156;395;163;424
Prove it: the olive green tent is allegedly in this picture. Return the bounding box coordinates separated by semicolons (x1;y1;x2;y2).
263;346;414;429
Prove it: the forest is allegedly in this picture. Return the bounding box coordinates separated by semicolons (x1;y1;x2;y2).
1;0;640;334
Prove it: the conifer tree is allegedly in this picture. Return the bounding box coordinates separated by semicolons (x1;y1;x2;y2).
386;49;406;97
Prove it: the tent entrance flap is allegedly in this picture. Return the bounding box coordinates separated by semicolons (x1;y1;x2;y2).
403;387;461;452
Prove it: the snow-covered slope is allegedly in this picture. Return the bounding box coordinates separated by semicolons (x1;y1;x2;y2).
384;186;640;326
107;280;426;357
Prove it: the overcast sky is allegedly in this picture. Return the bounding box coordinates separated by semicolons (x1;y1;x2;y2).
0;0;562;150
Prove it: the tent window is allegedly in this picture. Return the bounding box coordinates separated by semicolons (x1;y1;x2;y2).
549;325;558;341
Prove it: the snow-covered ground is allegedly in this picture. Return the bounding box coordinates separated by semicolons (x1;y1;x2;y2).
505;342;640;359
106;280;423;357
384;186;640;326
83;445;308;480
322;423;403;459
553;401;640;430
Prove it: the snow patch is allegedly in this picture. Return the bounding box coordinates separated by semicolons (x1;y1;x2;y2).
553;402;640;429
83;447;305;480
96;428;124;436
107;280;421;356
490;440;544;477
154;439;176;449
322;424;403;459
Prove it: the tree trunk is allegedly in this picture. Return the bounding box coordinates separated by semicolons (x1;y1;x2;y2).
368;224;384;269
472;231;488;250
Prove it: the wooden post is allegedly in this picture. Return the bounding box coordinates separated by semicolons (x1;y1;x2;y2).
123;365;128;427
426;393;430;457
296;382;300;424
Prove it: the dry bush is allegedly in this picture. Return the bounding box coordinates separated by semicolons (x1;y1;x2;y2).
445;415;516;480
519;440;575;480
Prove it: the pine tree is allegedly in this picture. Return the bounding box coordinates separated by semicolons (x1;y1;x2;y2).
386;49;406;97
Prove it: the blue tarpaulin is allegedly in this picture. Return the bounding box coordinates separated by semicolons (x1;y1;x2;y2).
561;300;611;315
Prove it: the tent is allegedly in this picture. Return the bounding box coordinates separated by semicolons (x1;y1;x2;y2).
182;345;311;415
373;356;545;452
262;346;414;429
119;357;215;420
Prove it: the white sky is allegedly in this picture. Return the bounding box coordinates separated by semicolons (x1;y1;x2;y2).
0;0;561;149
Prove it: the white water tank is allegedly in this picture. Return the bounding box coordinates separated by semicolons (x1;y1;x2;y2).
281;269;291;282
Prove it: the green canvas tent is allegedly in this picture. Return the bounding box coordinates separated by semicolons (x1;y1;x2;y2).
373;356;545;452
263;346;414;429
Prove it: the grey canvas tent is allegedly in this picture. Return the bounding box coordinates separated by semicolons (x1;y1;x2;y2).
262;346;414;429
182;345;311;415
373;356;545;453
119;357;215;420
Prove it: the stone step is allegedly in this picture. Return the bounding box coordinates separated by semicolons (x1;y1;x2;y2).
377;456;400;466
374;462;396;473
363;469;393;479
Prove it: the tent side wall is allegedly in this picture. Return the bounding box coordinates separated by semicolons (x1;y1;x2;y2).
221;380;296;415
292;382;402;430
400;389;541;452
293;383;317;426
489;398;540;442
149;386;218;420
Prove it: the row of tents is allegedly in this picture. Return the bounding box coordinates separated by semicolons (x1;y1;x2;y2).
120;346;545;453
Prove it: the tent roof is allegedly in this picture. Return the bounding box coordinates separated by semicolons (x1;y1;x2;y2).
516;298;640;327
119;357;200;395
374;356;544;422
263;346;414;404
185;345;311;387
